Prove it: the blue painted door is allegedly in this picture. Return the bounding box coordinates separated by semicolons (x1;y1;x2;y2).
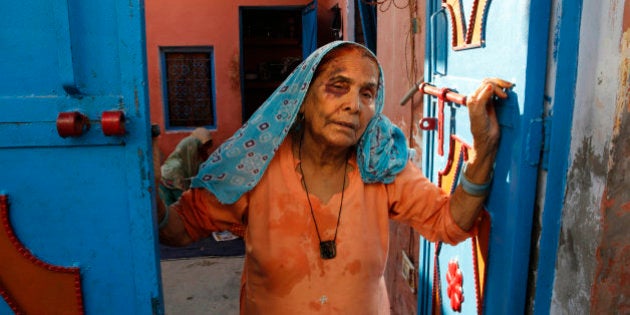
0;1;162;314
302;0;318;57
419;0;551;314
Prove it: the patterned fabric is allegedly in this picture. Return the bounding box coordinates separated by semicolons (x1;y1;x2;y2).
192;41;409;204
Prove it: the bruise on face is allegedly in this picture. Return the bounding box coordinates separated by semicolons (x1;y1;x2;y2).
318;61;378;103
299;49;380;148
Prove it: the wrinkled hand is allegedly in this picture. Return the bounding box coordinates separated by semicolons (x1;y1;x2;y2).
466;78;513;157
450;78;513;231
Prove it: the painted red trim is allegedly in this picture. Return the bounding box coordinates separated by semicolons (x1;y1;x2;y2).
0;194;85;314
432;242;443;314
472;236;482;314
438;135;471;193
442;0;489;50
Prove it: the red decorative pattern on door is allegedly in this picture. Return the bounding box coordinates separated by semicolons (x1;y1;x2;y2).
0;194;84;314
431;136;490;314
442;0;490;50
446;259;464;312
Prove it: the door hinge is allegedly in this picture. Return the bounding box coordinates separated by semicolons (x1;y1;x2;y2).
525;116;552;170
525;118;543;167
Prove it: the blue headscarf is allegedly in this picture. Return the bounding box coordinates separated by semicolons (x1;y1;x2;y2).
191;41;408;204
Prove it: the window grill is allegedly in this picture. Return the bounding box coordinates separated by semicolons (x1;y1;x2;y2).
163;50;215;128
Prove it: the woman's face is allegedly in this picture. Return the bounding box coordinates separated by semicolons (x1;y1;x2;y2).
301;48;379;149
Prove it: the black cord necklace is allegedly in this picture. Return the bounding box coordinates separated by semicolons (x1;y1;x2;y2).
299;136;348;260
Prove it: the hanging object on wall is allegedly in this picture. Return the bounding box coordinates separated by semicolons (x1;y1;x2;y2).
0;194;84;314
442;0;490;50
330;4;343;40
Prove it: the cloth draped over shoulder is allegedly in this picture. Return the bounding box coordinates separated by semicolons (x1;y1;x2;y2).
161;136;204;191
191;41;409;204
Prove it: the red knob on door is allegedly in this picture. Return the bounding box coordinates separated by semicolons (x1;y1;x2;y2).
419;117;438;131
101;110;126;136
56;111;90;138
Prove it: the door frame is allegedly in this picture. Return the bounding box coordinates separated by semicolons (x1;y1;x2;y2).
531;0;581;313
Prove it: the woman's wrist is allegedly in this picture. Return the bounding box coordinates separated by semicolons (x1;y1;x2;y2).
460;149;496;196
466;144;497;179
460;165;492;196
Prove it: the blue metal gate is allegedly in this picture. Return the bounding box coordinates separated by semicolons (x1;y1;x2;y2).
0;1;162;313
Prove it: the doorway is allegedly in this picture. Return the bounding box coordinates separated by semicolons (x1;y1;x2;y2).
239;7;305;122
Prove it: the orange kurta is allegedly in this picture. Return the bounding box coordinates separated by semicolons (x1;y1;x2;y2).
172;138;472;314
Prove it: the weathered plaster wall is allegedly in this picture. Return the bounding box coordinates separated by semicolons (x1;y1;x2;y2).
590;1;630;312
552;0;630;312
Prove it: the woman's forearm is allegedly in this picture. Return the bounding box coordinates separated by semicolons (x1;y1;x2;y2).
156;196;194;246
449;151;496;231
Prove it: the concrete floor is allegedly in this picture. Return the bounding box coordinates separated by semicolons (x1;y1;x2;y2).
161;256;244;315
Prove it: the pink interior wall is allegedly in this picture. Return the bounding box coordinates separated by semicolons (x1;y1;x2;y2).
145;0;312;158
317;0;338;44
378;5;425;154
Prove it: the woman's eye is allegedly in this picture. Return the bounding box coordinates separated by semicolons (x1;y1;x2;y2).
326;83;347;95
361;91;374;100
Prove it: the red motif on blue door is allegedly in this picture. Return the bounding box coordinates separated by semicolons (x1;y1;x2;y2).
446;259;464;312
442;0;490;50
432;136;490;314
0;194;84;314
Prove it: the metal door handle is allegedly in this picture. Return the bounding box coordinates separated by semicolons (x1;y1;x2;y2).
401;82;467;156
101;111;126;136
56;111;90;138
400;81;467;106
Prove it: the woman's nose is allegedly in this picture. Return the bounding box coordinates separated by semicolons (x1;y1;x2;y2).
343;93;361;112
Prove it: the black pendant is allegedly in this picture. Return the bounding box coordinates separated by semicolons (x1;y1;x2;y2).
320;240;336;259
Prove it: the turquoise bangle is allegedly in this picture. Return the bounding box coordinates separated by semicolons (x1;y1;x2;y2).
158;206;170;229
460;168;492;196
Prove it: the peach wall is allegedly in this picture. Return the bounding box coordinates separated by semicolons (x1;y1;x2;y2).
317;0;338;43
375;3;425;315
145;0;312;157
377;3;425;155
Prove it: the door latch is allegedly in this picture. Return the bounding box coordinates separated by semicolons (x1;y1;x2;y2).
401;82;468;156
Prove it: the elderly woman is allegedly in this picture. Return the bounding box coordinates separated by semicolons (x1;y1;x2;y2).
157;41;510;314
